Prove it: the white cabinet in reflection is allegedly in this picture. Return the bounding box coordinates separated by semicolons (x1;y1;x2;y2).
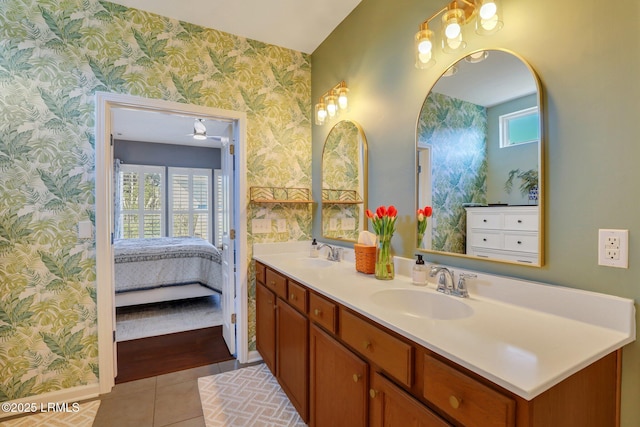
465;206;539;264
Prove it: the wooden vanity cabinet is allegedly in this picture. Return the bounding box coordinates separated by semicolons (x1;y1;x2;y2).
423;353;515;427
310;323;368;427
254;260;623;427
255;262;309;421
370;371;451;427
255;280;276;373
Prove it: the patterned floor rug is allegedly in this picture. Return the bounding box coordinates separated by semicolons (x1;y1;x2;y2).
116;294;223;341
198;364;306;427
1;400;100;426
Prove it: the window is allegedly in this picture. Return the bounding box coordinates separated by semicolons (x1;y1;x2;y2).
169;167;212;242
214;169;223;248
499;106;540;148
119;165;165;238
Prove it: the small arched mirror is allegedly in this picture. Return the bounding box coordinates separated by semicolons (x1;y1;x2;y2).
322;120;368;242
416;49;544;266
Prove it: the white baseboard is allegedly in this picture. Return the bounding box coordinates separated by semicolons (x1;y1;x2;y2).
246;350;263;364
0;384;100;419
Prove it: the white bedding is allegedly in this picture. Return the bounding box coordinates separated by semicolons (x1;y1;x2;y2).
114;237;223;295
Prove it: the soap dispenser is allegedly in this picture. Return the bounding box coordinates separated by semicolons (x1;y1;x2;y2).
412;254;427;286
310;238;319;258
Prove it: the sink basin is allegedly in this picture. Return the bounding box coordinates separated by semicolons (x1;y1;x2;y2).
296;257;335;269
370;289;474;320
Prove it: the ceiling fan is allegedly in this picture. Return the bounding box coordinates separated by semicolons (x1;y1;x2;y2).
188;118;225;141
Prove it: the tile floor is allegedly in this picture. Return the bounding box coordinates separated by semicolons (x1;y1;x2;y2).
93;359;262;427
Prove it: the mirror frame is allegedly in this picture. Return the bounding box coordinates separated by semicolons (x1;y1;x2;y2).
415;48;544;267
321;120;369;243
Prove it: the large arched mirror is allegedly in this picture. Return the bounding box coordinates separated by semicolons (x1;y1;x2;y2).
322;120;368;242
416;49;544;266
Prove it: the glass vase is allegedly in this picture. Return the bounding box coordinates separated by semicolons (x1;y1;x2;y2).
375;235;394;280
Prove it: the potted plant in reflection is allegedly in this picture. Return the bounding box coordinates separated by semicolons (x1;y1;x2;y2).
504;169;539;204
366;205;397;280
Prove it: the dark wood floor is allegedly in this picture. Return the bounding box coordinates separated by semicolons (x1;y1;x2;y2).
115;326;234;384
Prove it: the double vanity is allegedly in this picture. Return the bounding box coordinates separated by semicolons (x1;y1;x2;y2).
253;243;635;427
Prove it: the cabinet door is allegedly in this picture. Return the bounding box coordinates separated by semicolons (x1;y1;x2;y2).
256;282;276;374
370;372;451;427
277;299;309;422
310;324;368;427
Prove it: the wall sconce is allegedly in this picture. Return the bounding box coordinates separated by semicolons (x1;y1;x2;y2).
315;81;349;126
415;0;503;69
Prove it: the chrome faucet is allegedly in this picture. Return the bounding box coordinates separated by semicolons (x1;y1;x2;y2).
429;266;455;294
429;267;475;298
318;243;343;262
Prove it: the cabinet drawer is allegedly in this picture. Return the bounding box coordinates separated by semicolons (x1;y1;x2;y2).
340;309;413;387
470;231;501;249
469;212;501;229
423;354;515;427
504;232;538;253
255;261;266;285
471;248;538;264
287;279;308;313
309;292;337;334
504;213;538;231
265;268;287;299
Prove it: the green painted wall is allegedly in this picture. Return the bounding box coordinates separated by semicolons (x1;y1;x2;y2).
311;0;640;425
486;94;538;205
0;0;311;400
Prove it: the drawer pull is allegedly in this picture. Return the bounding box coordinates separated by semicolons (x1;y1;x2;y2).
517;219;522;223
517;240;522;244
290;293;296;300
369;389;378;398
269;281;276;287
482;238;487;242
314;308;322;316
353;374;362;383
449;395;462;409
363;341;371;349
483;219;487;222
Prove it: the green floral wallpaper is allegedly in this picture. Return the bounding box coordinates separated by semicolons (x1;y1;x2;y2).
0;0;311;401
417;92;487;254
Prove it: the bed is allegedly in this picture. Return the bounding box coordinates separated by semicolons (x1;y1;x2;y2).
114;237;223;307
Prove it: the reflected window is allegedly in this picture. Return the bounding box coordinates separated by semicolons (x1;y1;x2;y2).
499;106;539;148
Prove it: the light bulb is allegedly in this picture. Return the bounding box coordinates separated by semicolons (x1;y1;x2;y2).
480;2;497;20
315;102;327;125
418;51;432;64
480;15;499;31
326;95;338;117
445;22;461;39
415;24;435;69
338;93;348;110
418;39;432;54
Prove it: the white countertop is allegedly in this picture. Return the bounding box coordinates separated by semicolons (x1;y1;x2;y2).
253;242;636;400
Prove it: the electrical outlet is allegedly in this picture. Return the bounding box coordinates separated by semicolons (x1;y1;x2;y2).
598;229;629;268
251;218;271;234
329;217;338;231
276;219;287;233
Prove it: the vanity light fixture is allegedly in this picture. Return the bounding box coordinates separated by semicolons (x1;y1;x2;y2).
415;0;503;69
315;81;349;126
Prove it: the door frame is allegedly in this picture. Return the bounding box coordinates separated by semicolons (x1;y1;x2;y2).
95;92;248;394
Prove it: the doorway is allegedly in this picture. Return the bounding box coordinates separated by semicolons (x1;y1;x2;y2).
95;92;249;394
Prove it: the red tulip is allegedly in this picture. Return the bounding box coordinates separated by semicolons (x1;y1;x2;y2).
424;206;433;217
387;205;398;218
366;209;374;219
376;205;387;218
